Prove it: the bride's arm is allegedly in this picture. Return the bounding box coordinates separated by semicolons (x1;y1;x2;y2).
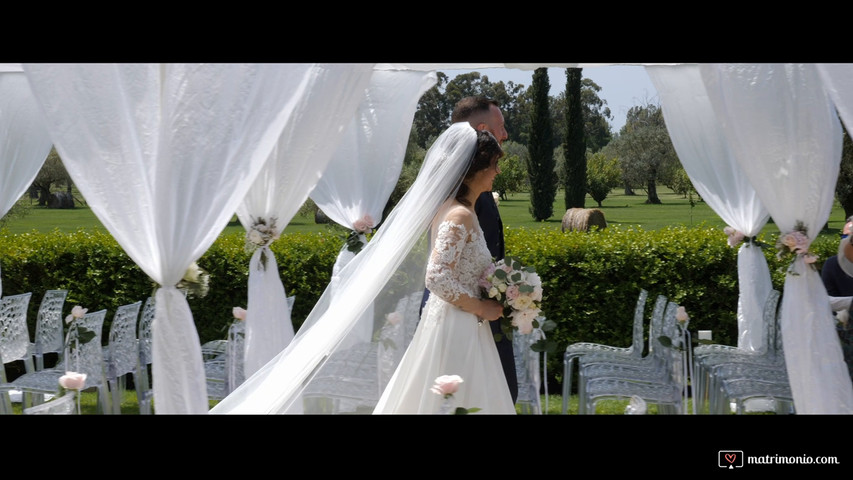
425;209;503;321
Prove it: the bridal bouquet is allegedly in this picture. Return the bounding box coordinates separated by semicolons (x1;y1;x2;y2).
479;256;543;338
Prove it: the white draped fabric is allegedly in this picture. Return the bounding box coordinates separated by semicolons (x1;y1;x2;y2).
0;70;54;297
818;64;853;149
235;64;375;379
22;63;322;413
700;63;853;413
647;65;772;352
211;122;477;414
309;69;437;343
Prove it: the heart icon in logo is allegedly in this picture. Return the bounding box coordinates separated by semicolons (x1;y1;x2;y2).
725;453;736;464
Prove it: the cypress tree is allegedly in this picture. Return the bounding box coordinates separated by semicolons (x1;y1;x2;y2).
527;68;556;221
564;68;586;209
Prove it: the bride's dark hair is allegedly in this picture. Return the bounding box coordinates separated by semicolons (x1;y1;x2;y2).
455;129;503;206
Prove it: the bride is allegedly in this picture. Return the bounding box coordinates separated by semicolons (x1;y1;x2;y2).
210;122;512;414
374;128;515;414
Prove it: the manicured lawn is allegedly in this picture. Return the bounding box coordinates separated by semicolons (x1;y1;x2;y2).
3;188;848;239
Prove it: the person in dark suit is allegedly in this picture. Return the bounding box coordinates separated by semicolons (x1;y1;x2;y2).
420;96;517;403
822;217;853;297
821;216;853;382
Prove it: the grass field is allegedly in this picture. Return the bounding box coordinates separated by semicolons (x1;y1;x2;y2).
3;187;849;239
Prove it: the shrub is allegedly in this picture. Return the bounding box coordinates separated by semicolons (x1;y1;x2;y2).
0;224;838;393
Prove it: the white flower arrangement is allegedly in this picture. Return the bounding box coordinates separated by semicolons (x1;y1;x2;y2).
178;261;210;298
246;217;280;270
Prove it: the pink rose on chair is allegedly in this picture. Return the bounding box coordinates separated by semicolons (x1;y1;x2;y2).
233;307;247;321
58;371;87;390
64;305;87;325
676;306;689;324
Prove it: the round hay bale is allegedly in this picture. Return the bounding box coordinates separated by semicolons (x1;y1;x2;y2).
561;208;607;232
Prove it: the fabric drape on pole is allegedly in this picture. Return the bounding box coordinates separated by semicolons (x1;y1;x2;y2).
700;63;853;413
23;63;322;413
309;69;437;344
647;65;772;351
818;64;853;145
210;122;477;414
236;64;375;380
0;69;54;298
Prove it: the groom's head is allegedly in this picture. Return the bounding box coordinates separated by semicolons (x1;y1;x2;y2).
452;96;507;146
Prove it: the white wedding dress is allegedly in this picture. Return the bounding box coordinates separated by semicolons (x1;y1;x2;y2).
373;201;516;414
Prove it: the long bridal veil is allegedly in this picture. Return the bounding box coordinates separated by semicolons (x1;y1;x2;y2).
210;122;477;413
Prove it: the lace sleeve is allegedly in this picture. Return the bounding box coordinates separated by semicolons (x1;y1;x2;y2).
425;220;470;302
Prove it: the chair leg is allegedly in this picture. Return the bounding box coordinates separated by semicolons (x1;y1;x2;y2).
134;368;153;414
109;378;121;414
0;392;11;414
98;386;112;414
562;356;576;414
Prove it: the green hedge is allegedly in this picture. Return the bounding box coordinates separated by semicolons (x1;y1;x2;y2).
0;224;839;391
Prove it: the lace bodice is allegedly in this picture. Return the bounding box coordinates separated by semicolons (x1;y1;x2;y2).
425;218;492;303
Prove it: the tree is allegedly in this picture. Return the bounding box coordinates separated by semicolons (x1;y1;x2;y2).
836;121;853;220
580;78;613;153
492;140;528;198
412;71;528;147
610;103;679;204
550;77;613;153
31;146;74;207
527;68;556;221
586;151;623;207
411;72;450;149
563;68;586;210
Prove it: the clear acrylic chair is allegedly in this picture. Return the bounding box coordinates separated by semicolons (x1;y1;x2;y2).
692;289;780;414
104;301;142;414
135;297;155;414
712;363;793;414
205;296;292;402
697;290;782;414
706;299;788;414
31;289;68;371
0;292;34;414
225;320;245;394
514;323;544;414
301;340;380;413
0;309;110;414
578;300;681;414
23;390;77;415
562;289;648;414
573;295;668;413
718;377;794;414
203;339;228;401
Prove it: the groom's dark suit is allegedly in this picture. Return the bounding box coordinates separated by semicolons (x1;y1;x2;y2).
474;190;518;404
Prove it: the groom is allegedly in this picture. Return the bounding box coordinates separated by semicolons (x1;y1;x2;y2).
420;96;517;403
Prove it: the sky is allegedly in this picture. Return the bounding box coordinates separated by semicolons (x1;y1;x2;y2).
443;65;659;134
